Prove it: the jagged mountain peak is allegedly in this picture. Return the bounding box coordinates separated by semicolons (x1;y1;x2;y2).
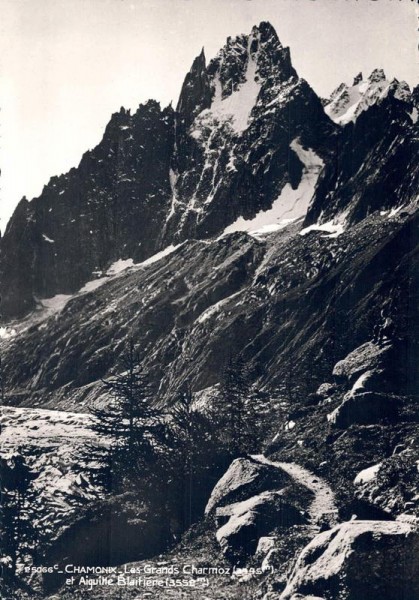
207;22;293;97
3;22;415;322
353;72;363;86
368;67;386;83
325;68;413;125
176;21;298;146
176;47;211;124
165;21;334;243
251;20;281;42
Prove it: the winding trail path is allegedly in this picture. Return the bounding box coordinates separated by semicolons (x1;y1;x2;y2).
252;454;337;525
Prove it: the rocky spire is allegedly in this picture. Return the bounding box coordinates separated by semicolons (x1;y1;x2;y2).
252;21;282;47
368;68;386;83
176;47;212;126
353;72;363;86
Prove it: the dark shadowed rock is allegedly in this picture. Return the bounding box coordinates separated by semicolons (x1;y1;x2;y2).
0;102;175;318
305;92;418;227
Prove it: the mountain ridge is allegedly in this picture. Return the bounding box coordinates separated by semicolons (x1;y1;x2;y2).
1;21;337;318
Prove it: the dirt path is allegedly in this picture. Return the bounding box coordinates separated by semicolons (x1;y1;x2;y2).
252;454;337;525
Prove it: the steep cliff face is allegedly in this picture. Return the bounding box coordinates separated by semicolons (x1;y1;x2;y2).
166;21;336;242
0;102;175;317
305;93;418;227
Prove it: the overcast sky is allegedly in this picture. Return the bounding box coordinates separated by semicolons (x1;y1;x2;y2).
0;0;417;230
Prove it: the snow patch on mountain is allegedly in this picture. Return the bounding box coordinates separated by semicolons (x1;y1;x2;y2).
139;244;183;266
223;139;324;237
42;234;55;243
39;294;73;314
79;278;108;293
6;245;185;337
166;168;179;221
409;107;418;124
0;326;17;339
300;220;345;239
106;258;135;275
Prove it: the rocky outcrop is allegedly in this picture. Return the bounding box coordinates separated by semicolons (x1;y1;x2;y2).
324;69;413;125
215;490;307;564
354;444;419;517
281;520;419;600
332;341;391;385
176;48;212;128
205;456;291;514
314;383;336;400
326;339;412;429
328;391;400;428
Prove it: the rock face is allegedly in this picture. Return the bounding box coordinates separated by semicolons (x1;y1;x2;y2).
166;21;336;244
305;92;418;227
0;102;175;318
205;456;291;514
332;341;391;384
281;520;419;600
1;210;418;413
327;340;411;429
353;445;419;518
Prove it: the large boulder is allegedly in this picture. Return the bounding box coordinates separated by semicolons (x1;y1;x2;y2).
332;342;392;385
315;382;337;400
353;447;419;517
328;391;400;428
281;520;419;600
215;490;307;564
205;456;291;514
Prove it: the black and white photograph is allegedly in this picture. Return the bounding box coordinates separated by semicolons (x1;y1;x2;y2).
0;0;418;598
